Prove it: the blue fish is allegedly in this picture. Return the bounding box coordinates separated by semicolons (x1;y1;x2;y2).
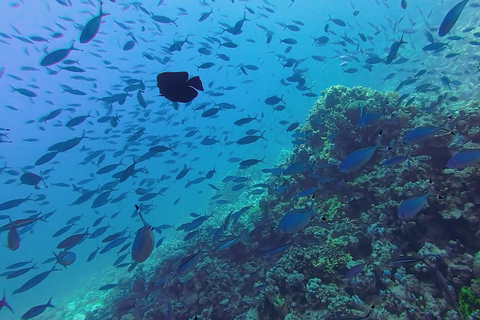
356;112;381;127
339;135;381;173
397;190;430;220
264;239;299;257
21;297;54;319
131;205;154;263
39;42;80;66
344;263;366;279
176;248;204;277
446;149;480;169
438;0;470;37
278;202;318;234
80;2;109;43
403;126;442;144
298;187;316;197
382;150;412;167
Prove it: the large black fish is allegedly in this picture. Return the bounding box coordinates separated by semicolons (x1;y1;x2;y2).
156;72;204;103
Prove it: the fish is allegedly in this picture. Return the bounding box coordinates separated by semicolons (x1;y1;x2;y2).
99;284;117;290
176;247;204;277
278;200;318;234
13;265;59;294
401;0;407;9
397;190;431;220
10;86;37;98
79;2;109;43
57;228;89;249
53;251;76;268
7;218;20;251
156;72;204;104
446;149;480;169
0;194;31;211
344;263;366;279
131;205;154;263
385;33;406;64
0;290;13;313
438;0;470;37
264;239;299;257
339;132;382;173
40;41;80;66
21;297;54;319
388;255;431;268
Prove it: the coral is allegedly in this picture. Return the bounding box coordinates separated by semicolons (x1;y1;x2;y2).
459;279;480;320
312;237;352;273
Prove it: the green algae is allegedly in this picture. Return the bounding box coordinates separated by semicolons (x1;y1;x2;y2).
459;279;480;320
312;237;352;273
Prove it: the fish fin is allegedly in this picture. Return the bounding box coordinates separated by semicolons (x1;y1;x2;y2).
187;76;204;91
47;297;54;308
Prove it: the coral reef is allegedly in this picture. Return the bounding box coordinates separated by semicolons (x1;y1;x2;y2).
39;85;480;320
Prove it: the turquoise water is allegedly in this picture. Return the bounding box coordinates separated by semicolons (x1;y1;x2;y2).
0;0;479;319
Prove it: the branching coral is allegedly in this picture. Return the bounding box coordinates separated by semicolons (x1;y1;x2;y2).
312;236;352;273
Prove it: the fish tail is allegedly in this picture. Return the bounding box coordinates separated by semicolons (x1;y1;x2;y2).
2;289;14;313
47;297;54;308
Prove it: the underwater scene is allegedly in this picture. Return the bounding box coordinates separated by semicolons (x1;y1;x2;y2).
2;0;480;319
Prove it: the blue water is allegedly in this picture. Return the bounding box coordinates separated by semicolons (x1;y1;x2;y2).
0;0;477;319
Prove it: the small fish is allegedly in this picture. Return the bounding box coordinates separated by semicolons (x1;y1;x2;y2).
385;33;406;64
21;297;54;319
156;72;204;104
53;251;76;268
344;263;365;279
99;284;117;290
401;0;407;9
264;239;298;257
176;247;204;277
388;255;431;268
57;228;89;249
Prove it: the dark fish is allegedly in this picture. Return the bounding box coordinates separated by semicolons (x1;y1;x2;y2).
397;190;430;220
328;15;346;27
0;194;31;211
0;289;13;313
7;219;20;251
264;239;298;257
344;263;366;279
176;248;204;277
57;228;89;249
156;72;204;103
446;149;480;169
278;202;318;234
40;42;80;66
21;297;54;319
385;33;406;64
80;2;109;43
54;251;76;268
99;284;117;290
13;265;59;294
388;255;431;268
438;0;470;37
339;133;382;172
236;132;267;145
131;205;154;263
